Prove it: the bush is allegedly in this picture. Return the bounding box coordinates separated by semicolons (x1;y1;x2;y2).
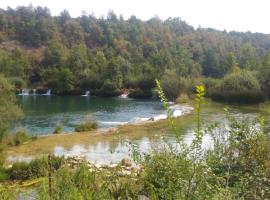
0;168;9;181
99;79;120;96
8;156;64;180
53;124;63;134
128;88;152;99
75;121;98;132
9;162;30;180
14;129;29;145
160;71;202;100
211;69;265;103
175;93;190;104
8;77;26;89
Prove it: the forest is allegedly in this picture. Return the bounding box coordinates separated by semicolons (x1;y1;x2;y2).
1;5;270;102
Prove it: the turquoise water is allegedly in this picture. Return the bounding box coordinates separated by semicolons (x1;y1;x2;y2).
17;96;166;135
17;95;264;135
11;95;267;164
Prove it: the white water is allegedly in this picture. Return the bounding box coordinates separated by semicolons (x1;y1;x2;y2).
82;90;90;96
32;89;36;95
131;103;193;123
18;89;30;96
42;89;51;96
119;93;129;99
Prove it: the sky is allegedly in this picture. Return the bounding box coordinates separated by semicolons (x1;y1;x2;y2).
1;0;270;34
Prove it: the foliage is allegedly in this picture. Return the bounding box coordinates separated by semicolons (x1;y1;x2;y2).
141;82;270;199
14;129;30;145
0;75;23;142
0;6;270;98
38;163;140;199
53;124;63;134
211;69;265;103
74;120;98;132
8;156;64;180
176;93;190;104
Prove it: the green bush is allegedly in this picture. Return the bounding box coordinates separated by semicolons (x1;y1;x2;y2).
211;69;265;103
99;79;120;96
9;162;30;180
128;88;152;99
0;168;9;181
8;77;26;89
8;156;64;180
14;129;29;145
75;121;98;132
38;163;140;199
53;124;63;134
175;93;190;104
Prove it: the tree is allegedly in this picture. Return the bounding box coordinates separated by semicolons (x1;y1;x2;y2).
43;40;67;67
260;54;270;98
0;74;23;165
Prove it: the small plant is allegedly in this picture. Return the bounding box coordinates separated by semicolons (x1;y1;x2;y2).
14;129;29;145
75;122;98;132
75;116;98;132
53;124;63;134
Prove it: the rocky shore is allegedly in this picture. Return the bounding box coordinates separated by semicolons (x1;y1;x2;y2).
65;155;142;177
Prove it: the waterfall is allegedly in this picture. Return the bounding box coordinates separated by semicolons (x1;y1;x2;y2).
119;93;128;99
82;90;90;96
32;89;37;95
18;89;30;96
42;89;51;96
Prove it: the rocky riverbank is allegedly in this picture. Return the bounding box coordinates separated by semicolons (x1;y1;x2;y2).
65;156;141;177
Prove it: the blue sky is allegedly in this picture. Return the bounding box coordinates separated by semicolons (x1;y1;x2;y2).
1;0;270;33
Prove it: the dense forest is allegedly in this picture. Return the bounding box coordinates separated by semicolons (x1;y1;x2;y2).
1;5;270;102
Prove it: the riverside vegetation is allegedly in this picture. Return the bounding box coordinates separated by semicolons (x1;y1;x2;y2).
0;78;270;199
1;5;270;199
1;6;270;103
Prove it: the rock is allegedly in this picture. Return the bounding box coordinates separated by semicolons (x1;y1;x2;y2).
121;158;132;167
123;166;132;171
118;170;131;177
108;163;118;168
94;163;101;169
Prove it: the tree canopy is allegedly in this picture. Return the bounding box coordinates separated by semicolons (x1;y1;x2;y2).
0;6;270;100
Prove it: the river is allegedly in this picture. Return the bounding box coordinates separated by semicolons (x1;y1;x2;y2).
12;95;269;164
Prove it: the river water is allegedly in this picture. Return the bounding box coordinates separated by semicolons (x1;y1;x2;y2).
13;95;268;164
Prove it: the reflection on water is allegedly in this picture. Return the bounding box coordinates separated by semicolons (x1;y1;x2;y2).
10;98;265;164
53;137;153;164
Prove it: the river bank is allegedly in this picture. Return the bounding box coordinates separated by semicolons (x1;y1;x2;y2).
6;108;196;165
7;99;270;165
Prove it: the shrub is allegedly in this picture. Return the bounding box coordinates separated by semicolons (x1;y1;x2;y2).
8;156;64;180
99;79;120;96
128;88;152;99
211;69;265;103
8;77;26;89
75;121;98;132
53;124;63;134
160;71;202;100
14;129;29;145
9;162;30;180
175;93;190;104
0;168;9;181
